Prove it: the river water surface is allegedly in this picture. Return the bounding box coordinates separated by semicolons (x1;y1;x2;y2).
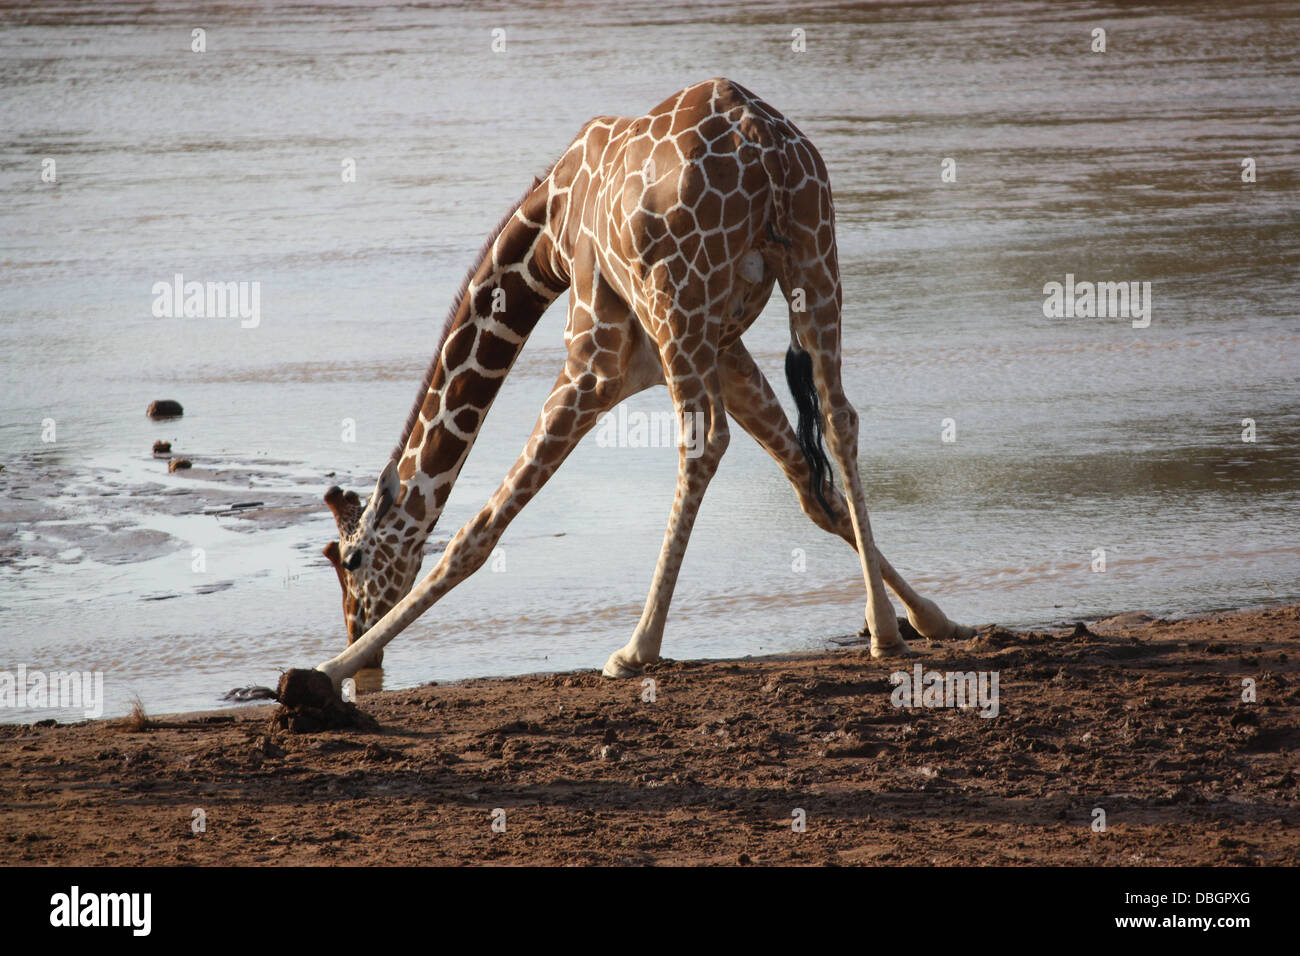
2;0;1298;722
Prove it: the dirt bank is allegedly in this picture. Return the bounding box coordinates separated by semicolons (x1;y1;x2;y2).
2;605;1296;865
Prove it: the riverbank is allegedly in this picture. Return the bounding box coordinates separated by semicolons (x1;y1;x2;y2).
2;604;1296;866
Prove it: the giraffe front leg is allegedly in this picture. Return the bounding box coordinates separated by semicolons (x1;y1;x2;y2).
601;652;650;680
318;309;636;687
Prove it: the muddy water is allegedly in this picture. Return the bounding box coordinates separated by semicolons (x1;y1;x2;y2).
2;1;1298;722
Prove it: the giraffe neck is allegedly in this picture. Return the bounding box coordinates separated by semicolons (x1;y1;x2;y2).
390;182;567;556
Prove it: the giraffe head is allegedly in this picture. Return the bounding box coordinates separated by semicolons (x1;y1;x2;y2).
321;460;418;663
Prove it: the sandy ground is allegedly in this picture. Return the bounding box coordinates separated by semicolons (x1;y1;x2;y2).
1;605;1296;866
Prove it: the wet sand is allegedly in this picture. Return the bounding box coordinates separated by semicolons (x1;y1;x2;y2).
2;604;1296;866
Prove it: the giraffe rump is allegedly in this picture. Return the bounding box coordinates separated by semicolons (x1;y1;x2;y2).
785;345;836;520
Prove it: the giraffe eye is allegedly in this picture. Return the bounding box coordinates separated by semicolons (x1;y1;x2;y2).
344;550;362;571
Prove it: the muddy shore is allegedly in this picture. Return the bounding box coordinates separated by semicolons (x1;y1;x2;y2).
1;605;1296;866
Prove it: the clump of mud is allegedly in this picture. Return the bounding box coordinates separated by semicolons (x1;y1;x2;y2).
271;668;378;733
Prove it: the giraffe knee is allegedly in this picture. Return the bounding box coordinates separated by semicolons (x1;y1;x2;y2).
449;540;494;579
801;498;836;531
442;519;500;578
829;403;858;436
826;403;859;456
802;488;842;527
709;419;730;457
685;416;728;469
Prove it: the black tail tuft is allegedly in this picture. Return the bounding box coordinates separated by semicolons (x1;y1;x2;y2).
785;346;835;520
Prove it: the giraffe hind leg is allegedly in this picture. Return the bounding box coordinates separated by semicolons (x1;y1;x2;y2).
601;301;731;678
777;249;930;658
719;340;971;643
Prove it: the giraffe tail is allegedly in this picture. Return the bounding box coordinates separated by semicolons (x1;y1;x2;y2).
785;344;836;520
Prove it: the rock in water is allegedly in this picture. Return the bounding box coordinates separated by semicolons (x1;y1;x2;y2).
147;400;184;418
152;440;171;454
222;685;278;703
168;458;192;472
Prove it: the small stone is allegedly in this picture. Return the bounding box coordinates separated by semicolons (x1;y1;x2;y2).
152;440;171;454
147;400;184;419
168;459;192;472
1229;709;1258;729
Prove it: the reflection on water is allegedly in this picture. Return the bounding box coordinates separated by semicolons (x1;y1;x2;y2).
1;1;1297;721
350;668;385;696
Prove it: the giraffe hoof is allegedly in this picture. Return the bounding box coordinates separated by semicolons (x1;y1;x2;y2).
601;652;646;679
870;637;916;659
913;618;976;642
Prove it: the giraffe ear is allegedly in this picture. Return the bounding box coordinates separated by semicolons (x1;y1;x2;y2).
371;460;400;524
325;486;364;537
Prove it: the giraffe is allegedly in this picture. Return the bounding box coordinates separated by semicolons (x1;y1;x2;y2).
317;77;972;686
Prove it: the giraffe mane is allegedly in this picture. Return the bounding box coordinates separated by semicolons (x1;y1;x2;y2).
389;167;553;465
